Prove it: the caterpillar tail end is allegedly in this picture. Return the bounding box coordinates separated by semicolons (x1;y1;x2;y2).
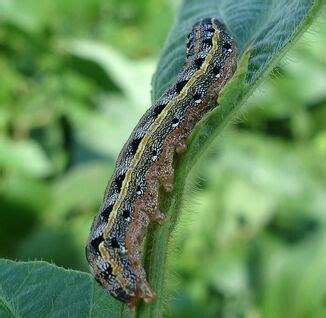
139;280;155;303
127;282;155;308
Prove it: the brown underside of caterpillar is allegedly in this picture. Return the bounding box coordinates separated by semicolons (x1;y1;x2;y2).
86;17;238;307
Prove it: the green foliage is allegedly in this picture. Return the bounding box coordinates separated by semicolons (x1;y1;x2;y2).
0;259;123;317
0;0;325;317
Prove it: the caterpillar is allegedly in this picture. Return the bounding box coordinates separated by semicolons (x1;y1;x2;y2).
86;17;237;307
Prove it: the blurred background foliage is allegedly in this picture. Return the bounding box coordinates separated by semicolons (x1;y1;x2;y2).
0;1;325;317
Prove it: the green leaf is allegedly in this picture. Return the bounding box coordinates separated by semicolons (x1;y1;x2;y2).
0;259;124;318
260;233;326;318
0;138;52;178
138;0;324;317
67;41;154;109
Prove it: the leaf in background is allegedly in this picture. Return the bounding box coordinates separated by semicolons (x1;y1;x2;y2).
171;129;326;266
12;163;113;270
0;176;49;258
0;137;52;177
67;41;154;109
260;233;326;318
48;163;111;222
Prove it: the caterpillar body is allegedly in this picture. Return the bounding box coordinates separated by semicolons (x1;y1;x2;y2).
86;17;237;307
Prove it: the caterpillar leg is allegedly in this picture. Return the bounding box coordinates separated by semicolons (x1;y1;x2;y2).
156;146;175;193
136;178;165;223
175;139;187;154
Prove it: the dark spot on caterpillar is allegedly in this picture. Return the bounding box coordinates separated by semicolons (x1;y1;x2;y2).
111;237;120;249
223;42;232;51
152;149;158;161
202;38;213;46
175;80;188;93
102;264;113;279
172;118;179;127
193;92;203;103
136;180;146;195
213;65;221;78
206;27;215;33
123;209;131;219
101;204;114;220
91;234;104;251
153;102;167;117
136;185;142;195
115;173;125;190
113;287;133;302
194;57;205;70
131;137;142;155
